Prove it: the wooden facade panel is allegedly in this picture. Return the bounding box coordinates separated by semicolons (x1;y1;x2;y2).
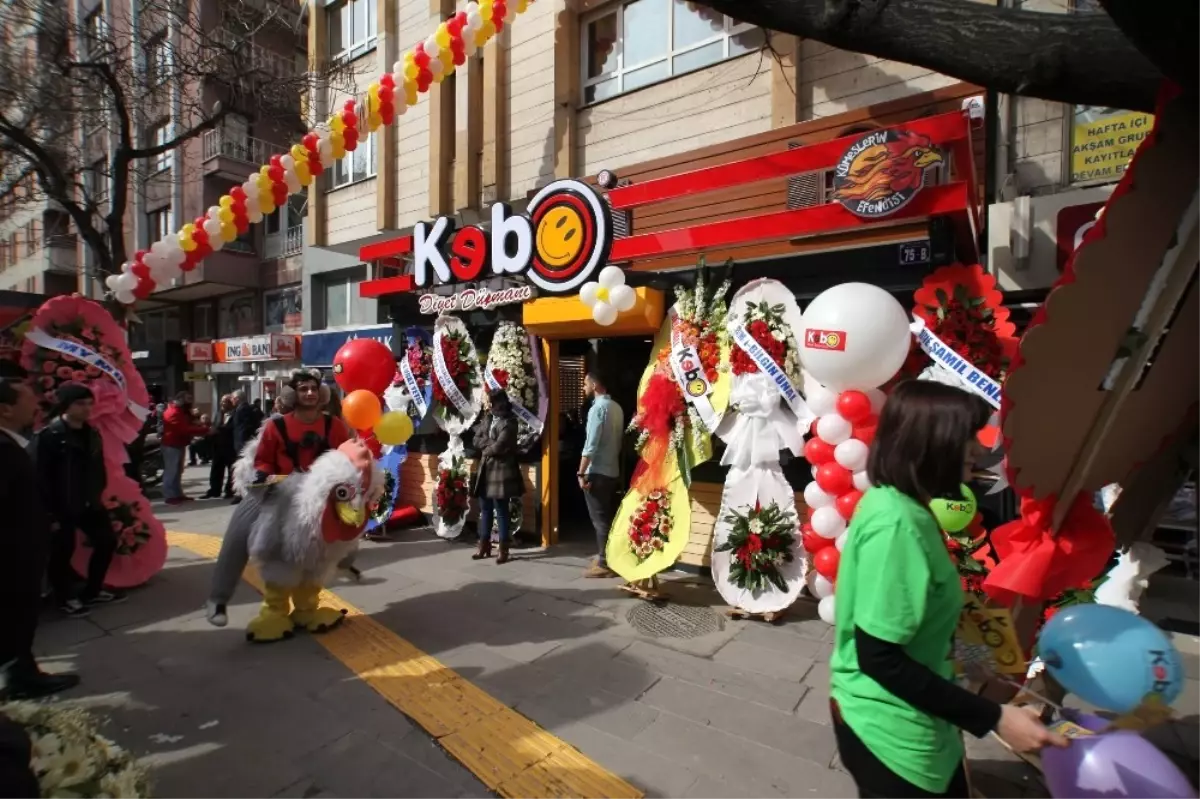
399;453;539;522
805;72;961;122
506;0;556;198
393;0;435;228
678;482;809;568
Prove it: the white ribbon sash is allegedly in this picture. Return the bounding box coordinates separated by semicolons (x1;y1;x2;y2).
432;329;472;417
484;368;544;433
399;352;429;418
669;319;720;433
910;316;1002;408
729;322;812;431
26;328;149;420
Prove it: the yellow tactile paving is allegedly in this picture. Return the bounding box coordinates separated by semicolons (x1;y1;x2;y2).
166;531;643;798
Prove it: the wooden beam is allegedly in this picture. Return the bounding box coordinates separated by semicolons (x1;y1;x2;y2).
454;52;484;211
305;0;327;247
481;31;508;205
770;33;800;127
427;0;455;216
541;338;560;548
551;0;579;180
376;0;397;231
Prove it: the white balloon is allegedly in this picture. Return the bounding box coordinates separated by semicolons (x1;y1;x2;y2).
818;595;836;625
504;2;516;21
609;284;636;312
853;470;872;492
811;465;819;478
396;95;408;116
428;56;443;76
834;438;869;472
104;274;121;291
392;60;404;76
800;282;912;391
247;207;264;224
592;303;617;326
167;247;186;266
425;35;440;55
280;154;296;172
867;388;887;414
117;271;138;291
284;172;301;194
466;9;483;30
810;505;846;539
598;265;625;289
464;36;478;56
163;235;182;253
203;217;222;238
811;574;835;599
579;282;600;307
207;205;221;219
816;413;853;445
160;261;182;282
803;481;833;509
804;373;838;416
835;531;848;552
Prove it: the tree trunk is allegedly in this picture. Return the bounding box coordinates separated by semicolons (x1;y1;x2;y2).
688;0;1169;112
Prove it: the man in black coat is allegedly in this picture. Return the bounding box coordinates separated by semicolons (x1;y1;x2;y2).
32;383;125;617
0;367;80;699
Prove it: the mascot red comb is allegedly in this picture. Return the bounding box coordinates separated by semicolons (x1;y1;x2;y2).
234;438;383;642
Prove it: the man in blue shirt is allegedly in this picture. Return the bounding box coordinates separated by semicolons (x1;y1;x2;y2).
579;370;624;578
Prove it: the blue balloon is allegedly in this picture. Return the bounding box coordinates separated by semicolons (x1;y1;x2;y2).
1038;604;1184;714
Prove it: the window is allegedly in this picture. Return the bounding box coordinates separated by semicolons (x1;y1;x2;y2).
145;35;170;85
85;159;107;204
329;131;376;189
147;207;171;245
193;303;215;339
84;8;107;57
324;276;351;328
24;220;37;255
327;0;377;61
146;122;170;172
581;0;764;103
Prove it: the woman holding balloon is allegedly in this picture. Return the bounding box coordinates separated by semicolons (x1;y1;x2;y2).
829;381;1068;798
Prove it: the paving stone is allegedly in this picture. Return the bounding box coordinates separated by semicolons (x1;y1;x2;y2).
538;721;700;798
712;639;816;683
804;659;831;689
505;589;616;629
540;640;663;700
727;621;829;659
515;684;661;740
795;683;833;724
619;640;807;711
639;677;833;767
680;773;789;799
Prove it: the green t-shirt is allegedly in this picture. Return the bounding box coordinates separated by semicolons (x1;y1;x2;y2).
830;485;965;793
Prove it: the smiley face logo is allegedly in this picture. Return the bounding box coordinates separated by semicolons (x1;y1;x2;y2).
824;332;841;349
536;205;585;269
526;179;612;294
686;378;707;397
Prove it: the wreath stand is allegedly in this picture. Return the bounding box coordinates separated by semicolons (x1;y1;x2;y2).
726;606;786;624
619;576;665;602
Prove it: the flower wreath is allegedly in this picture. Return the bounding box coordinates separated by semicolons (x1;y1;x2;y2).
486;322;544;450
715;500;797;594
20;296;166;588
729;300;802;383
394;328;433;423
434;455;471;526
433;328;480;425
627;488;672;562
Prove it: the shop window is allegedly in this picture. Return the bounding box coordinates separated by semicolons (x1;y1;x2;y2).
163;307;181;340
581;0;765;104
264;285;303;333
330;130;376;189
327;0;377;62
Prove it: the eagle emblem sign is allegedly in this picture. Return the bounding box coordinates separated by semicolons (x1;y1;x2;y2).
832;129;943;219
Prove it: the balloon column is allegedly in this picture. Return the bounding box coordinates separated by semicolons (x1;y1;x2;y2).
104;0;535;305
798;283;913;624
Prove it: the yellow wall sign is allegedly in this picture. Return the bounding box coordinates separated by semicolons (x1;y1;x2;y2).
1071;109;1154;184
958;596;1026;675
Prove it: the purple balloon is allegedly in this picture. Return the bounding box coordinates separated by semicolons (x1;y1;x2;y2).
1042;730;1196;799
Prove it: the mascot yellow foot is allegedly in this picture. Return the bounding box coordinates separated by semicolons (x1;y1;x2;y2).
289;582;346;633
246;583;296;643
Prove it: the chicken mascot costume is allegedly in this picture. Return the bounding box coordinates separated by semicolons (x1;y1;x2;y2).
231;437;384;642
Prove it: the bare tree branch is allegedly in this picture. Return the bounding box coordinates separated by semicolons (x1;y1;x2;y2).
686;0;1169;112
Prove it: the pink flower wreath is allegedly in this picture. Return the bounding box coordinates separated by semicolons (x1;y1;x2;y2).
20;296;166;588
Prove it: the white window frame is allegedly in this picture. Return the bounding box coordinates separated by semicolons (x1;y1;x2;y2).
322;275;353;328
580;0;760;104
147;122;171;173
147;207;172;244
84;8;108;57
146;34;171;86
328;129;376;190
327;0;377;62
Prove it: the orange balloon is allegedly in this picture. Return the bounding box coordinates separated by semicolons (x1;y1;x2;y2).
342;389;382;431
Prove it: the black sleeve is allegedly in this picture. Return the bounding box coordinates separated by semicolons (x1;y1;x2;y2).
855;626;1002;739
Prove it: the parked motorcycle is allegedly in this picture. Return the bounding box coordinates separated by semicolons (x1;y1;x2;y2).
134;432;164;489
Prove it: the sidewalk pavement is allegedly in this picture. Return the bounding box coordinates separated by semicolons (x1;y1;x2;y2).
33;465;1200;797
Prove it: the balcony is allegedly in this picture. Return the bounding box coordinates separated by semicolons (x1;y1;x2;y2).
201;130;279;181
263;225;303;259
43;234;79;274
150;247;261;301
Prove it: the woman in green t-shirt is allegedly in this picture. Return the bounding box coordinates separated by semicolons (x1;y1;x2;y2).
829;380;1067;798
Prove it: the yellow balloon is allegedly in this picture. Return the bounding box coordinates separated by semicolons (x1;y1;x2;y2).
219;221;236;242
329;114;345;133
405;84;418;105
368;93;381;113
368;82;380;99
403;62;419;81
482;20;496;38
433;71;445;84
473;28;489;48
178;224;197;252
330;133;346;160
374;411;414;446
517;0;527;11
219;195;234;209
435;25;451;49
368;111;383;130
290;144;308;161
218;207;234;223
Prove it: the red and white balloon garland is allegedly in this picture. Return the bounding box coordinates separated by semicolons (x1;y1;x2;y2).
800;382;885;624
104;0;533;305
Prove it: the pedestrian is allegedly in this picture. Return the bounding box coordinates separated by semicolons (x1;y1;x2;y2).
205;371;351;627
160;392;209;505
579;370;623;578
188;408;210;466
471;389;522;564
205;394;236;499
32;383;126;617
830;380;1067;798
0;366;79;698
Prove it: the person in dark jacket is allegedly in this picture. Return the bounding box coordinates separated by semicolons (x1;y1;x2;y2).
471;390;522;565
0;368;80;699
33;383;125;617
205;394;236;499
231;390;258;454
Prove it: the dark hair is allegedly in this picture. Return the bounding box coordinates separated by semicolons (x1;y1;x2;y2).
0;376;24;407
0;361;27;380
289;368;323;390
585;370;607;391
866;380;991;503
488;389;510;408
173;391;191;404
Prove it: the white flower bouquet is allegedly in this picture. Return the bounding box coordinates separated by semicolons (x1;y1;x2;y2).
1;701;150;798
484;322;544;449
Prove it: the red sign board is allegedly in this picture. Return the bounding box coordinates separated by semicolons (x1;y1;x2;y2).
1056;202;1105;272
185;341;214;362
804;329;847;352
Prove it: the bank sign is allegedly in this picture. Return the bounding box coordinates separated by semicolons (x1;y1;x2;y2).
367;179;613;296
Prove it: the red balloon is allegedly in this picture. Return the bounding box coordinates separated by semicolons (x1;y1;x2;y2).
813;546;840;581
303;132;319;152
815;462;853;496
380;72;396;87
803;437;836;465
835;490;864;521
230;186;245;201
801;526;831;554
131;262;149;279
343;98;357;113
333;338;395;395
269;154;283;168
853;414;878;445
451;49;466;66
413;45;430;68
133;275;155;299
378;84;394;103
836;390;873;424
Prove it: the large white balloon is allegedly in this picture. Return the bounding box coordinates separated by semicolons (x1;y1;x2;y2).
799;282;912;391
598;265;625;289
853;470;872;492
816;413;853;445
609;283;636;312
592;302;617;326
579;282;600;307
835;531;848;552
810;573;835;600
803;481;833;509
115;288;136;305
810;505;846;539
804;372;838;416
104;274;122;291
818;595;836;625
834;438;869;472
867;388;887;414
